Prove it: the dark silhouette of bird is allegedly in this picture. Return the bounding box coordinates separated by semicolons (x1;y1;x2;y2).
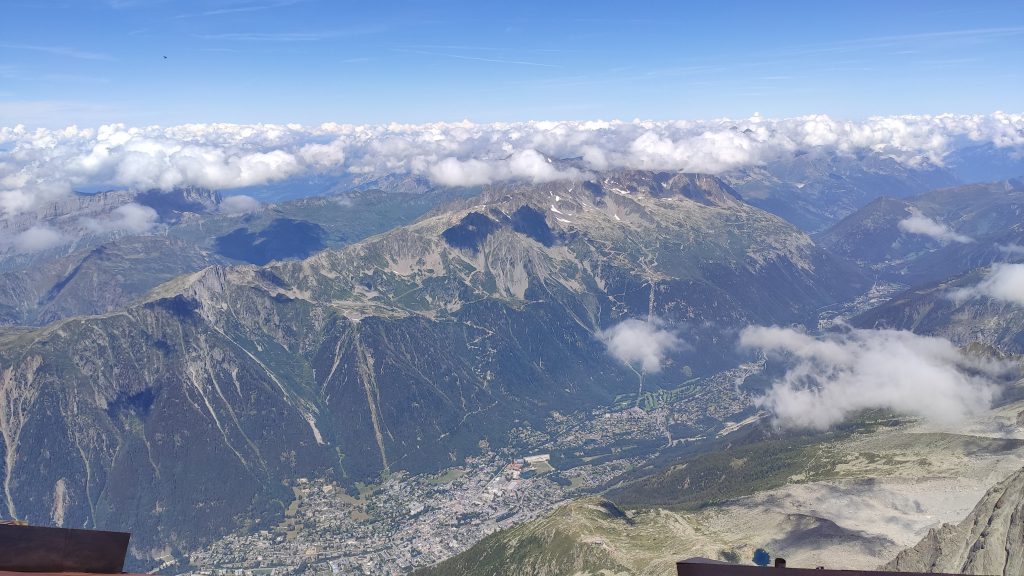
163;55;167;59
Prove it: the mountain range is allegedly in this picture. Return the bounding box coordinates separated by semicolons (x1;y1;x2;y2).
0;181;474;325
409;175;1024;576
0;170;871;567
0;152;1020;573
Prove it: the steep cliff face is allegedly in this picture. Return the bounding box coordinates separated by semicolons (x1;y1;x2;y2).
885;466;1024;575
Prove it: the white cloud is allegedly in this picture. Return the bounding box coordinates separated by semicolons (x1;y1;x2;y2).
82;202;158;234
428;157;494;187
951;263;1024;306
598;318;683;373
13;225;64;252
999;243;1024;256
739;325;1008;429
1;112;1022;219
897;208;973;244
298;139;346;169
219;194;261;215
427;150;581;186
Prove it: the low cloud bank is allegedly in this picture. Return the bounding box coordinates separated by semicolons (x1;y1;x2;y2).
739;325;1009;429
598;318;683;373
952;263;1024;306
82;202;158;234
897;208;973;244
428;149;582;186
13;225;63;252
2;112;1022;217
219;194;261;215
999;243;1024;256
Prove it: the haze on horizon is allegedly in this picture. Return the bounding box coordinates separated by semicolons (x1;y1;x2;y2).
1;0;1023;128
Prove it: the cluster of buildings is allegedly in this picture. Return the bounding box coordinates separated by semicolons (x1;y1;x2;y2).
505;453;551;480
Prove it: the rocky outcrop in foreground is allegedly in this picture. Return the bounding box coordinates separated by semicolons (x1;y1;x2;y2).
885;467;1024;575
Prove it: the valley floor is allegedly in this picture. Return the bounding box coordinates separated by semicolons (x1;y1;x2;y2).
419;395;1024;576
183;360;1024;575
183;363;759;574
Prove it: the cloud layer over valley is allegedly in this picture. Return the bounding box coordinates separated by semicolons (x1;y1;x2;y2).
739;325;1012;429
219;194;262;215
898;208;973;244
13;225;64;253
952;263;1024;306
82;202;159;234
2;112;1022;220
598;318;683;373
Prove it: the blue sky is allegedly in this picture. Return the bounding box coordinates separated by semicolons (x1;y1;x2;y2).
1;0;1022;126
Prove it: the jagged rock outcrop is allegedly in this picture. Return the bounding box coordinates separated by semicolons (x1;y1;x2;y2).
885;467;1024;575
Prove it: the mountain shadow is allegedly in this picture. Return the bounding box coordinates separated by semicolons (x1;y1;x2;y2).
215;218;327;264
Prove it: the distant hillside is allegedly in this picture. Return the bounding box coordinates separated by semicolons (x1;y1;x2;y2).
851;267;1024;354
725;151;958;232
0;184;477;325
816;178;1024;287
